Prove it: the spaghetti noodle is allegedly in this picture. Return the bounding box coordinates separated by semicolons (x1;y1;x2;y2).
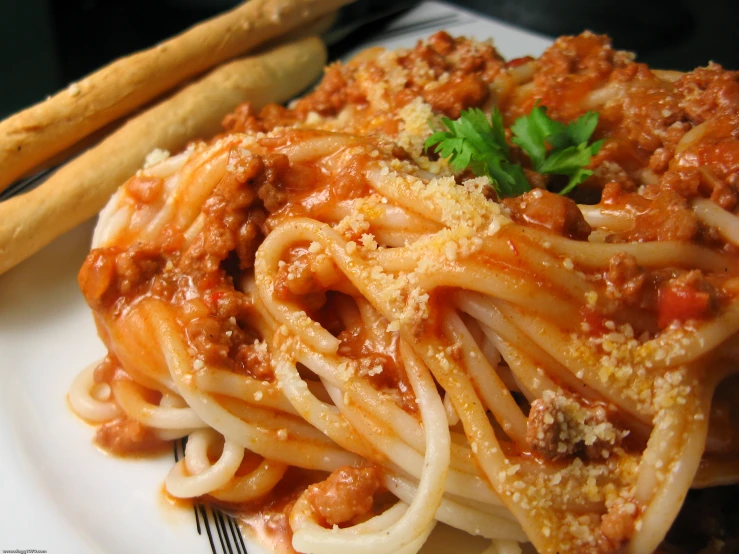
73;31;739;553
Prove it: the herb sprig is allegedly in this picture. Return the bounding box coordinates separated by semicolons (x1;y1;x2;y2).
424;108;529;198
424;105;603;198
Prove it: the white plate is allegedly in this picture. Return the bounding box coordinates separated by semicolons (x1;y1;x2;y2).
0;3;550;553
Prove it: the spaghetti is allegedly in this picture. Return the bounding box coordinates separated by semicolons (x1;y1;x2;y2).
73;31;739;553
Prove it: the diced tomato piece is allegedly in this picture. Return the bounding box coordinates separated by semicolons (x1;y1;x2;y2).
506;56;535;68
657;285;711;329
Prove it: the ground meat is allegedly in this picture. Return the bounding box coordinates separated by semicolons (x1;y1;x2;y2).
526;391;625;460
422;73;489;118
222;103;300;135
257;154;290;212
293;63;357;117
416;31;505;81
207;285;250;320
530;32;634;121
186;316;231;366
77;236;251;390
649;146;673;174
78;244;164;310
271;251;331;318
600;181;650;210
236;208;267;271
503;189;591;240
611;190;699;243
114;247;162;294
184;299;262;373
675;63;739;124
233;341;273;380
427;30;454;56
362;351;417;413
94;417;166;455
222;103;265;134
400;42;448;76
661;113;739;210
604;258;720;327
183;149;289;279
274;251;319;299
287;31;505;126
524;41;739;214
78;249;117;308
399;31;504;86
604;252;647;306
258;104;298;130
657;270;717;329
183;153;257;273
215;33;739;231
538;33;624;81
595;64;688;155
600;503;637;550
306;466;380;527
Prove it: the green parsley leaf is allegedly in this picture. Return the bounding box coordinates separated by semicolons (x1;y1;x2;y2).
565;111;600;146
424;104;602;198
510;105;564;167
489;108;510;158
538;140;604;194
487;157;530;198
424;108;530;198
511;104;602;194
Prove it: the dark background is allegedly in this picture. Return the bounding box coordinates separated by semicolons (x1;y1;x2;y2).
1;0;737;119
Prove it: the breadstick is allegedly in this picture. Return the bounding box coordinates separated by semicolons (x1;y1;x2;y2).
0;0;351;192
0;36;326;275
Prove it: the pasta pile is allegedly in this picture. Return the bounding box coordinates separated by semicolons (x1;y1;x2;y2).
72;32;739;554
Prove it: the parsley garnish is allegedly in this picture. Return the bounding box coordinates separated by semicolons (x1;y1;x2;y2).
425;108;529;198
511;104;603;195
424;105;603;198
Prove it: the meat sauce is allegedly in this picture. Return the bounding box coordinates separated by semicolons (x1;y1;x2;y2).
78;34;738;400
503;189;592;240
305;466;381;527
77;30;739;550
235;468;328;554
